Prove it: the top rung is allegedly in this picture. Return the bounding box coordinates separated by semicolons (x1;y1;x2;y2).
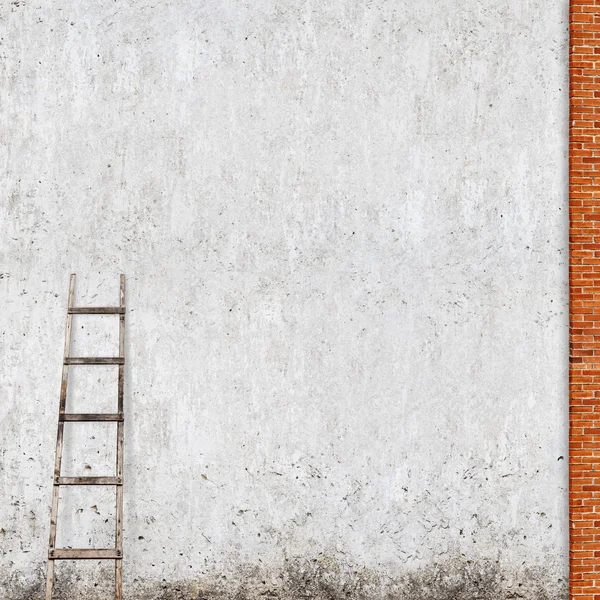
69;307;125;314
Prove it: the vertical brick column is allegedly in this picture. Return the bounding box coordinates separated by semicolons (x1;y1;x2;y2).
571;1;600;597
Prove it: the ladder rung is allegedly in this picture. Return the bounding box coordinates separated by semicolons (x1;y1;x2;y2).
68;307;125;314
56;477;121;485
49;548;122;560
64;357;124;365
60;413;123;422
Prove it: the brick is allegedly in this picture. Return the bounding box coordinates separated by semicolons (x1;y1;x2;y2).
571;4;600;597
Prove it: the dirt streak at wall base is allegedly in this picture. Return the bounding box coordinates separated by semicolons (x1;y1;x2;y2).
4;556;567;600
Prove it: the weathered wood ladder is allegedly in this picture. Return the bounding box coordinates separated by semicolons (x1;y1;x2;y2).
45;273;126;600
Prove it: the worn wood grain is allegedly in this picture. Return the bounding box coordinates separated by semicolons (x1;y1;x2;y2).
68;307;125;314
56;476;121;485
64;357;124;365
60;413;123;421
115;275;126;599
44;560;54;600
46;274;76;600
46;274;127;600
50;549;121;559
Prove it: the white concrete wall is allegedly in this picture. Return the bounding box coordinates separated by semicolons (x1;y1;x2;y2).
0;1;569;598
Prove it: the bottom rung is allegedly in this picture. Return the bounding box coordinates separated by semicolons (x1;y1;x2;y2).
49;548;121;559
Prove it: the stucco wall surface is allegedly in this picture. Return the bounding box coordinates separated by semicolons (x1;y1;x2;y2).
0;1;569;598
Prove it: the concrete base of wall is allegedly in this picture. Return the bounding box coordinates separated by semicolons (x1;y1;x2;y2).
6;556;567;600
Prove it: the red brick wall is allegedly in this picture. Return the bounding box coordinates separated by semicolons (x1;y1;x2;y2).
571;1;600;597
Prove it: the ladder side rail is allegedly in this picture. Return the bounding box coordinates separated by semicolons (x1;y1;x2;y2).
115;274;125;600
45;273;76;600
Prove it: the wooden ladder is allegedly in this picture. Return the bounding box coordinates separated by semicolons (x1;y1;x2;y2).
45;273;126;600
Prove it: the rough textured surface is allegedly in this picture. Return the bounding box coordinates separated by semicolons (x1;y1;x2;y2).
0;0;568;598
569;2;600;596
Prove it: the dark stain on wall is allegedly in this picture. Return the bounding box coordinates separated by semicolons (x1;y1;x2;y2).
4;555;567;600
